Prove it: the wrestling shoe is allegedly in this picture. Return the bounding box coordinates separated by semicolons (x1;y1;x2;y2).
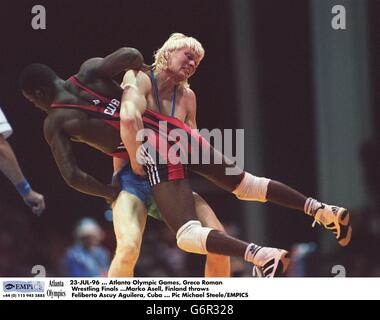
249;246;290;277
312;204;352;247
252;265;264;277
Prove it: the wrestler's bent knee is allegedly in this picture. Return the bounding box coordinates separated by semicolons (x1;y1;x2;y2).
176;220;213;254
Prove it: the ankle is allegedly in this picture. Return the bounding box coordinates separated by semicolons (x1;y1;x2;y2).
244;243;261;263
304;197;324;217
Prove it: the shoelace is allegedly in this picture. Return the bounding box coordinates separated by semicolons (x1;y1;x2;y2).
311;204;327;228
312;219;320;228
312;211;340;237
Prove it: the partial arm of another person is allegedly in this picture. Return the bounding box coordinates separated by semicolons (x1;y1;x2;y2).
44;118;119;203
79;47;146;79
0;134;45;215
120;70;151;176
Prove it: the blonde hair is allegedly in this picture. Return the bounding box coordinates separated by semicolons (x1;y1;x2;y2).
154;33;205;87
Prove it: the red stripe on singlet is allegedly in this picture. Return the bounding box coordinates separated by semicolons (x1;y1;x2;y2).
50;104;100;113
143;110;212;159
104;120;120;130
167;163;186;181
68;76;111;103
51;104;119;129
143;116;190;161
143;109;192;133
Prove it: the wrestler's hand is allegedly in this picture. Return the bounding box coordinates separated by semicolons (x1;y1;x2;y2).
23;190;45;216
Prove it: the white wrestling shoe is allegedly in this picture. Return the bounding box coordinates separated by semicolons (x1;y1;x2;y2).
252;265;264;277
313;204;352;247
251;247;290;278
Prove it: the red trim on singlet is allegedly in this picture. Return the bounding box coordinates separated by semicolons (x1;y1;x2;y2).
142;116;161;128
104;120;120;130
143;109;205;151
167;163;186;181
143;116;185;143
51;103;100;113
143;109;211;159
51;103;120;130
143;116;190;160
68;76;111;103
143;109;192;133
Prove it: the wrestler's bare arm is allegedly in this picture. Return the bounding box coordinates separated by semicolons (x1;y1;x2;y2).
120;71;151;176
79;47;144;79
43;114;119;202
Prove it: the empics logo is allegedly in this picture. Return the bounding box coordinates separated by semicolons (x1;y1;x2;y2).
3;281;44;293
4;283;15;290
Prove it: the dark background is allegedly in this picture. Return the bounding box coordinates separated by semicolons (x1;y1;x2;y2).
0;0;378;277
